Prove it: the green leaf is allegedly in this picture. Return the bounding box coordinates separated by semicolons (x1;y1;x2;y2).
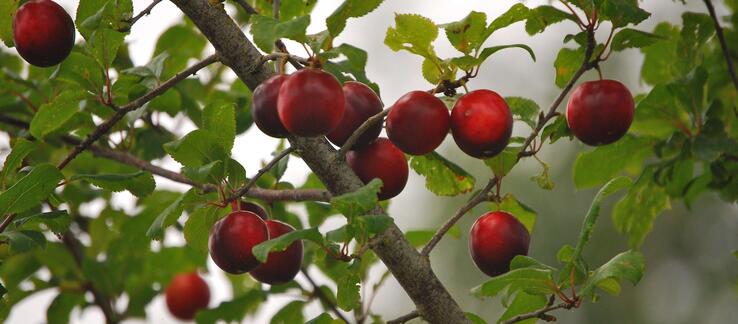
202;103;236;153
506;97;539;129
330;179;381;218
492;194;537;233
14;210;71;234
594;0;650;28
279;0;318;21
611;29;665;51
253;227;324;262
0;164;64;216
410;152;475;196
71;171;155;197
472;268;555;298
183;161;225;185
326;0;383;38
1;139;36;188
270;300;305;324
525;6;573;35
530;158;554;190
405;229;435;247
184;205;228;252
306;313;336;324
153;25;207;78
164;130;229;168
580;251;645;296
612;169;671;247
573;136;653;189
465;312;487;324
196;290;266;324
384;14;439;61
630;85;691;139
478;44;536;65
53;51;105;93
146;190;192;240
568;177;632;271
47;292;84;324
337;261;361;311
498;292;547;324
443;11;488;54
422;58;443;84
484;145;522;178
30;90;87;139
251;15;310;52
486;4;529;37
0;230;46;252
541;115;572;144
554;47;584;88
0;0;18;47
87;26;126;68
640;23;681;85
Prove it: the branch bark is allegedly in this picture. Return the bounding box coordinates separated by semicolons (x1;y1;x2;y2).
168;1;470;322
703;0;738;92
300;268;350;323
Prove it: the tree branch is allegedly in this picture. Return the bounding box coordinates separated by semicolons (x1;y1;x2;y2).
336;108;390;158
387;310;420;324
57;54;220;170
169;1;470;322
703;0;738;92
300;268;350;323
500;302;573;324
226;146;295;202
128;0;163;27
62;233;120;324
420;22;599;258
0;214;17;233
420;178;497;256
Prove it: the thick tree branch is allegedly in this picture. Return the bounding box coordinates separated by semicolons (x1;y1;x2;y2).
300;268;350;323
57;54;220;170
169;1;470;322
703;0;738;92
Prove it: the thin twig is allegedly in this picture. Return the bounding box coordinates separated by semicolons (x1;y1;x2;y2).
420;178;497;256
421;24;599;257
56;54;220;170
336;108;391;157
273;0;280;20
231;0;257;14
300;268;350;323
260;53;309;68
226;146;295;203
0;115;331;202
703;0;738;92
128;0;164;26
0;214;17;233
62;233;120;323
500;303;573;324
387;310;420;324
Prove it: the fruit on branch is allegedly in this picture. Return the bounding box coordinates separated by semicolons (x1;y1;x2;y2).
386;91;450;155
327;81;383;148
252;74;290;138
450;90;513;158
250;220;303;285
566;79;635;146
278;68;345;137
469;211;530;277
347;137;409;200
12;0;75;67
209;211;269;274
230;200;269;220
165;272;210;320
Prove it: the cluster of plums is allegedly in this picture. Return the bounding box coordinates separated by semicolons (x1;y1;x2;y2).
13;0;75;67
252;68;517;200
164;201;303;320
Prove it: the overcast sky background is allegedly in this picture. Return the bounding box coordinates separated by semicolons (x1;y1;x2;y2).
2;0;736;323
